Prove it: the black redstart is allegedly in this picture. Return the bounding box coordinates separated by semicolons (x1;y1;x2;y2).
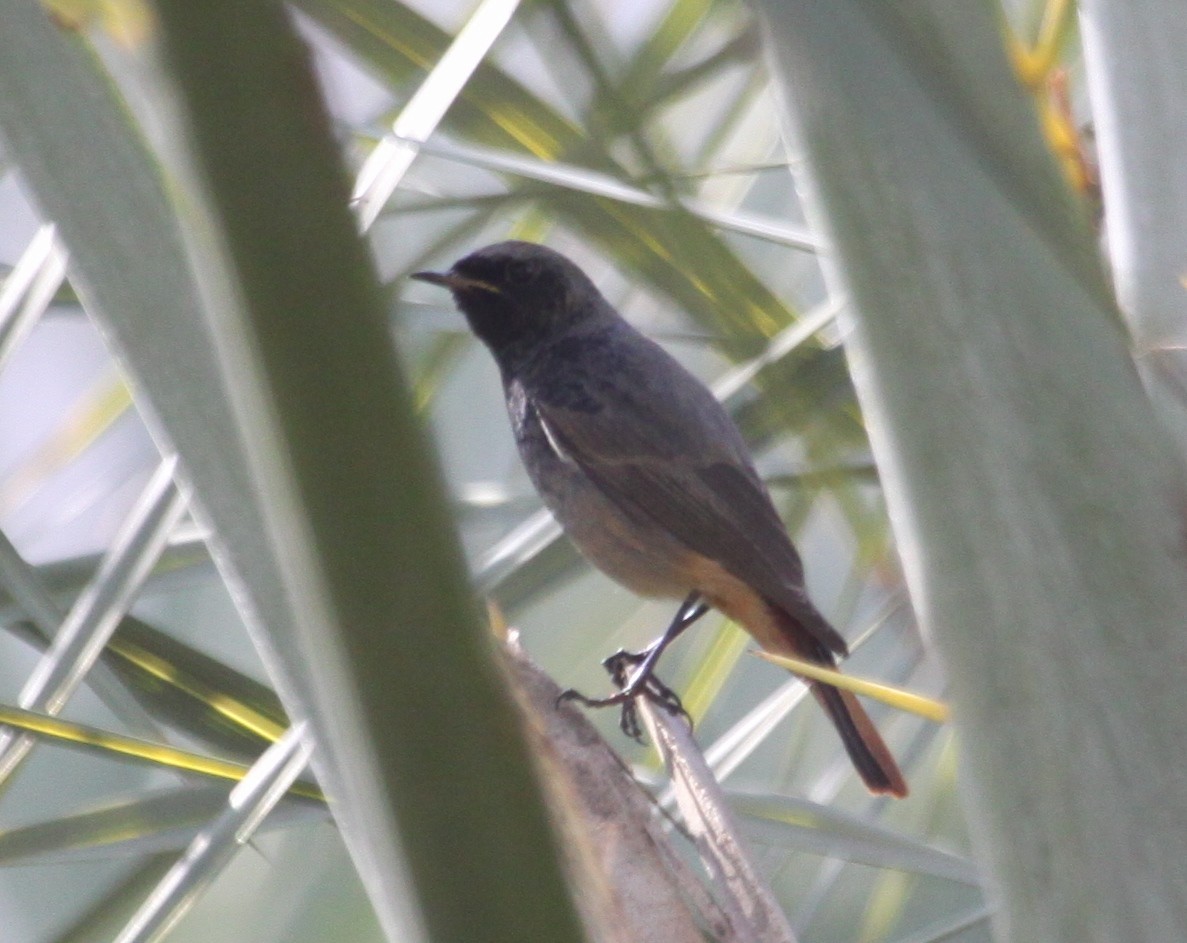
413;241;907;797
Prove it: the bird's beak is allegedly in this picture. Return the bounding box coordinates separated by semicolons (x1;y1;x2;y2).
410;270;501;295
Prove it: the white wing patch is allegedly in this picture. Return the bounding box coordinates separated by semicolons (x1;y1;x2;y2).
507;379;573;464
538;412;573;463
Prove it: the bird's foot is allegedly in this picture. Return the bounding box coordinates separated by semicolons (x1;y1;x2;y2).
557;648;688;742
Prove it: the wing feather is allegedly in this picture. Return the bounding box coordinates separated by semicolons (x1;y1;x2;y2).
530;339;847;656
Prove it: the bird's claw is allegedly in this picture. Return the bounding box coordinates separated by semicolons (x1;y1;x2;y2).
557;647;689;742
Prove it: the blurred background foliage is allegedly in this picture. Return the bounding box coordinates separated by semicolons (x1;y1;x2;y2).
0;0;1095;940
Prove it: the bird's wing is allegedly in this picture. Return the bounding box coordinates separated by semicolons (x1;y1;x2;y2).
531;358;848;656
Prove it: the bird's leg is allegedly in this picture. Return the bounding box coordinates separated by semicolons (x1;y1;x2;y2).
558;593;708;740
609;593;707;692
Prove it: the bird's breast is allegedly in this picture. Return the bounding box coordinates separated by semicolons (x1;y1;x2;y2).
504;379;696;599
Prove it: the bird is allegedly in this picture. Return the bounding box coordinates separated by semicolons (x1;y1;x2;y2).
412;240;907;797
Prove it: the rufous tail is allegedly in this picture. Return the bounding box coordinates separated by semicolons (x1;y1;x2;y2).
766;605;908;797
812;684;908;797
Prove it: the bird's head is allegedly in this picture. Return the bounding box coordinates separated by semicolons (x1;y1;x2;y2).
412;241;608;361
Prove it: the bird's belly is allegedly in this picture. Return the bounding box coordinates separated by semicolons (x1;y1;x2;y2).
511;392;694;598
547;476;696;598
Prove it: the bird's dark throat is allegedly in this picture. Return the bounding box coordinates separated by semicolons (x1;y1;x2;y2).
454;293;561;372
